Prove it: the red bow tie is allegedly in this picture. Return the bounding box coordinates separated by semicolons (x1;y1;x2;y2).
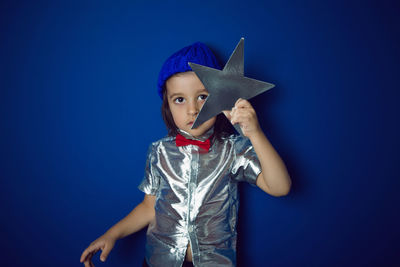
175;133;212;151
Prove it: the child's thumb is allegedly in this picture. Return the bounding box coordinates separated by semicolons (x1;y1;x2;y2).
100;247;111;262
222;110;232;120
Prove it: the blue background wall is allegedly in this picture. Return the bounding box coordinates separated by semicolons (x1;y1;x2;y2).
1;0;399;266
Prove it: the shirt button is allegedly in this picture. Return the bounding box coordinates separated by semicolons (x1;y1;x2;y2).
191;162;196;169
188;225;194;232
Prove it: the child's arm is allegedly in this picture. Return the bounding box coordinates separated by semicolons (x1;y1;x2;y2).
80;194;155;266
224;98;292;197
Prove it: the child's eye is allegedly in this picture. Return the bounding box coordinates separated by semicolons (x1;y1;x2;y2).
174;97;185;104
198;94;208;101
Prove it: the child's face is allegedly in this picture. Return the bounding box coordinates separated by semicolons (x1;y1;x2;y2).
166;71;216;137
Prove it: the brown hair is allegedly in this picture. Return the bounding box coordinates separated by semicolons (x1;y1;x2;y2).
161;87;235;139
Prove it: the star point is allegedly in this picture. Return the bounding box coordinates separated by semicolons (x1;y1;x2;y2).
189;38;275;134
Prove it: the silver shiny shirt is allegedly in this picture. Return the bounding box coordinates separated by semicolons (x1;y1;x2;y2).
138;128;261;267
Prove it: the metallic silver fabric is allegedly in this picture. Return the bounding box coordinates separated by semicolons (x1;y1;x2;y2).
138;127;261;267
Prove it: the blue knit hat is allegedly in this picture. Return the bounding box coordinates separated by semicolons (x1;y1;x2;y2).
157;42;222;99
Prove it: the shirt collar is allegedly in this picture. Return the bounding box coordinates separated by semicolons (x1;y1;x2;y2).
177;127;214;142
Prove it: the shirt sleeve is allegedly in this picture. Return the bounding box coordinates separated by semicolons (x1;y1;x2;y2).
138;143;160;195
230;135;262;186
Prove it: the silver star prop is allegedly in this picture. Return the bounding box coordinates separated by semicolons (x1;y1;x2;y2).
189;38;275;135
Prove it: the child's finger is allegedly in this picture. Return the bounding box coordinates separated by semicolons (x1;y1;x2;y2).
84;260;91;267
89;250;99;267
80;247;91;263
230;109;253;125
81;249;94;265
83;251;94;267
231;115;248;126
234;98;243;107
81;242;101;263
89;252;96;267
229;107;239;125
234;98;252;109
81;246;95;263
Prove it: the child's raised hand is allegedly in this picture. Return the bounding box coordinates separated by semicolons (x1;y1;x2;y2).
80;233;116;266
223;98;261;138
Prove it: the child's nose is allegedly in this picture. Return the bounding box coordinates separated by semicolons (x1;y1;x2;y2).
187;101;199;116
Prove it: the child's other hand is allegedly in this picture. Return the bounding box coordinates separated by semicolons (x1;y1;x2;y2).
223;98;261;138
80;233;116;266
